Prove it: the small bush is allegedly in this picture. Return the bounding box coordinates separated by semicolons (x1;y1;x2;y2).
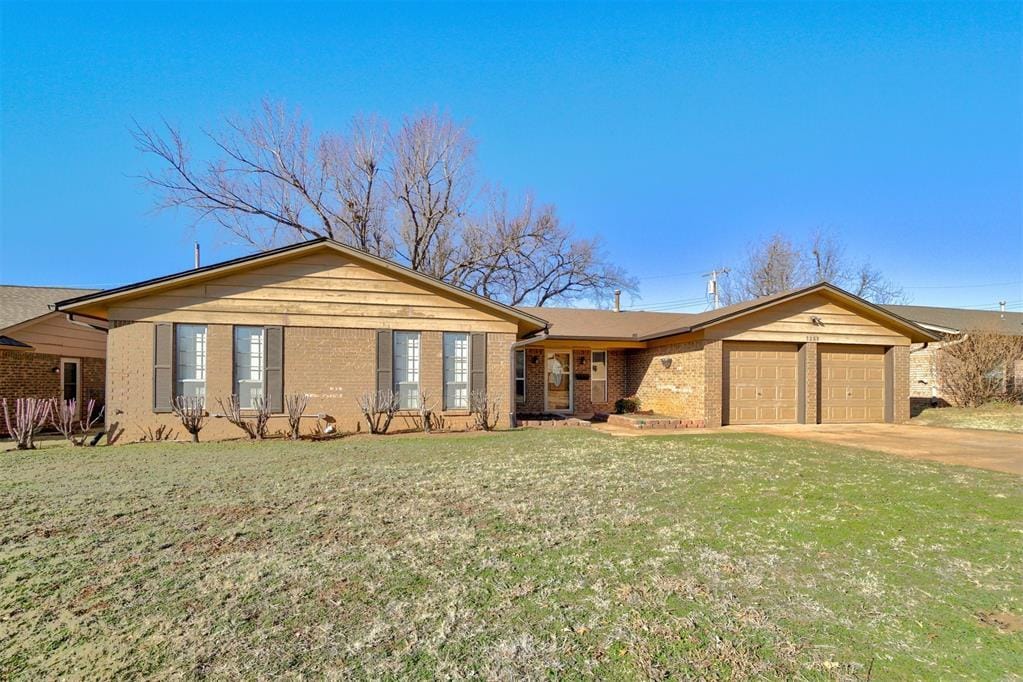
469;389;501;431
285;393;310;440
357;390;398;435
936;331;1023;407
49;398;104;446
2;397;51;450
172;396;207;443
614;396;641;414
218;395;272;439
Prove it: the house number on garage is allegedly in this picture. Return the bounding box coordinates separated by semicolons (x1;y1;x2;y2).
806;335;820;342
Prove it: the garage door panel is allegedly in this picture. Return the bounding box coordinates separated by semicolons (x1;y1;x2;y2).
820;345;885;424
725;342;798;425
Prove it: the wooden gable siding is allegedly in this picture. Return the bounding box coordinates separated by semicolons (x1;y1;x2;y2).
704;292;911;346
7;313;106;358
107;252;518;333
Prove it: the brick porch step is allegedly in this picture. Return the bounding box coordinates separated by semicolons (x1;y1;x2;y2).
606;414;705;430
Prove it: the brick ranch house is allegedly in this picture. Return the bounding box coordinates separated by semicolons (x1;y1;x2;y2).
880;304;1023;409
0;286;107;433
52;239;938;440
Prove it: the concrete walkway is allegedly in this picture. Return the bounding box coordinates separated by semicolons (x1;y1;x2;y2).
593;422;1023;475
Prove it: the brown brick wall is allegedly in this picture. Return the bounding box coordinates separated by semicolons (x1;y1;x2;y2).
804;342;818;424
626;340;707;420
891;344;910;423
703;340;723;427
0;349;106;435
515;347;627;416
106;322;510;442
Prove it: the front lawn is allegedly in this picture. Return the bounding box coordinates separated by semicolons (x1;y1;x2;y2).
2;430;1021;678
912;402;1023;433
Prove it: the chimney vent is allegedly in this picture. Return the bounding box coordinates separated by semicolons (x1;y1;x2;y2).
613;289;621;313
1000;300;1006;318
194;242;201;269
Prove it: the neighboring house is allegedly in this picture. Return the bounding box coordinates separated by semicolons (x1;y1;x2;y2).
0;286;107;433
882;304;1023;407
54;239;938;440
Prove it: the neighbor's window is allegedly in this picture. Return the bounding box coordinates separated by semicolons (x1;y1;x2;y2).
234;326;265;409
175;324;207;401
443;332;470;410
394;331;421;410
591;350;608;404
515;350;526;404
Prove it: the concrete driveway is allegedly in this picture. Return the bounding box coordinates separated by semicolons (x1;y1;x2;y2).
728;423;1023;475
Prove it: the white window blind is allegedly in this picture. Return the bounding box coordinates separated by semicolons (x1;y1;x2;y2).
444;332;470;410
394;331;421;409
234;326;265;409
175;324;207;402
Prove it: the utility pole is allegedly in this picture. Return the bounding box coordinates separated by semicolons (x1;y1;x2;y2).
703;268;729;310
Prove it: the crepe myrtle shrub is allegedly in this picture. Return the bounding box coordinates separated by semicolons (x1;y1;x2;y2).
171;396;208;443
2;397;51;450
49;398;104;446
285;393;310;440
414;390;439;433
935;330;1023;407
469;389;501;431
218;395;272;440
357;389;398;435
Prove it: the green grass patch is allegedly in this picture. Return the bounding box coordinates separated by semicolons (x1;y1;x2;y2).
2;430;1021;678
912;402;1023;432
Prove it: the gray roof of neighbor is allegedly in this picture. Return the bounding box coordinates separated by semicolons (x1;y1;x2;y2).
0;285;99;331
518;307;690;340
883;304;1023;336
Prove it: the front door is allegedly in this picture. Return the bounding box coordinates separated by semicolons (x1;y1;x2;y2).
545;351;572;412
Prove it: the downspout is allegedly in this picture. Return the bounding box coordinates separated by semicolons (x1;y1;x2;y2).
509;330;549;428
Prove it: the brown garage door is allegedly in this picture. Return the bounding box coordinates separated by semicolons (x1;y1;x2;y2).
724;342;798;425
820;345;885;423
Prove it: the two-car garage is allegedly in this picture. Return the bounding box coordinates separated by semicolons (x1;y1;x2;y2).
723;341;888;425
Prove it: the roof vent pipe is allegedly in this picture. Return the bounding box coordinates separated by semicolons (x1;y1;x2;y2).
614;289;621;313
194;242;201;269
1000;300;1006;318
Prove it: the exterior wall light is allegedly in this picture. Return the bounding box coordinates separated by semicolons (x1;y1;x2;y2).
660;357;672;369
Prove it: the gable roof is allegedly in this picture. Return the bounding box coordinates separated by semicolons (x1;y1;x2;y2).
54;238;548;333
526;283;938;343
0;285;99;331
882;304;1023;336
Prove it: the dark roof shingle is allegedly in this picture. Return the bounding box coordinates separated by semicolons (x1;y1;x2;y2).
882;304;1023;336
0;285;99;331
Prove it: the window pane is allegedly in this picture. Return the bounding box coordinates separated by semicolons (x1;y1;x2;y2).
514;350;526;403
234;326;265;409
394;332;420;409
175;324;207;402
62;362;78;402
444;332;470;410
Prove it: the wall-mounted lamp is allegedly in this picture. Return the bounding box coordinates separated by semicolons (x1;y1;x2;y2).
578;355;586;366
531;354;540;364
810;315;825;326
51;366;60;374
660;357;673;369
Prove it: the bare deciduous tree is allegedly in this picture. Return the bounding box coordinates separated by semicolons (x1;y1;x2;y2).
469;389;501;431
218;395;272;439
134;102;635;306
49;398;104;446
285;393;310;440
2;398;51;450
722;230;905;305
935;331;1023;407
357;389;399;435
172;396;207;443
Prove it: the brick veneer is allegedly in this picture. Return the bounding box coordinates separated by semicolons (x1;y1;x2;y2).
105;321;514;442
626;340;707;420
0;349;106;435
803;342;818;424
891;344;910;423
516;347;626;416
702;340;723;427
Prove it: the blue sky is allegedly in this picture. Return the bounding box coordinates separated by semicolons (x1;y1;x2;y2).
1;1;1020;311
